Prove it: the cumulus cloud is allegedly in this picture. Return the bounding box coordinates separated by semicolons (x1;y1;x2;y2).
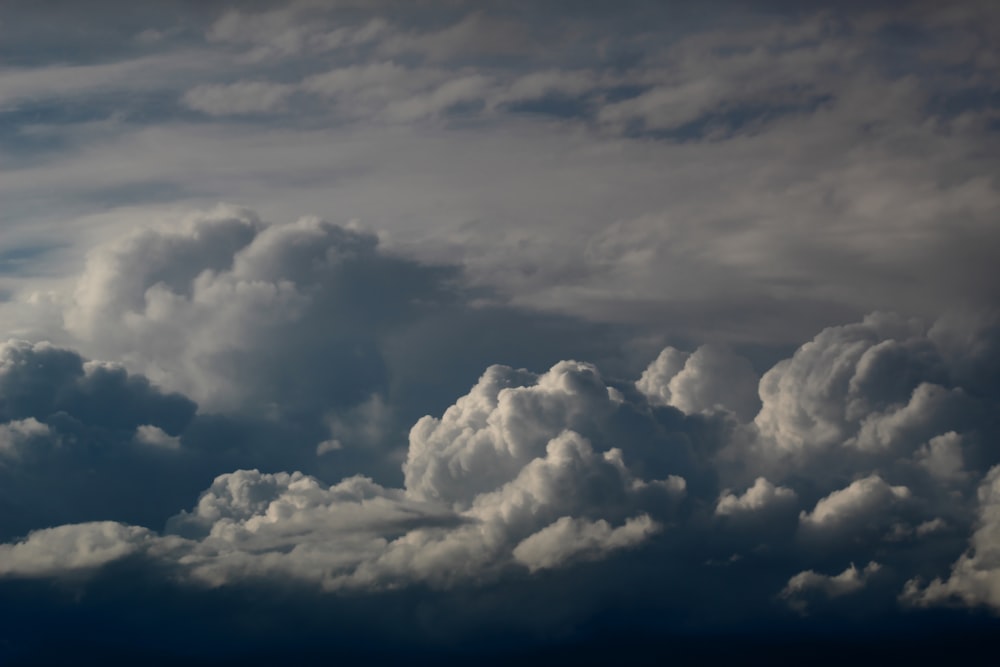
0;522;155;577
915;432;968;483
0;306;997;635
62;206;454;416
798;475;910;536
134;424;181;450
2;2;1000;659
740;311;997;500
715;477;796;517
0;417;51;460
781;561;882;612
0;360;689;591
903;465;1000;611
636;343;760;421
512;514;659;573
0;338;195;441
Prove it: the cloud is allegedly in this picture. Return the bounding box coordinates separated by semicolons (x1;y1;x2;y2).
62;206;455;416
512;514;659;572
182;81;296;116
1;3;1000;657
915;432;968;483
636;343;760;421
740;311;998;497
0;338;200;538
0;522;154;577
134;424;181;450
0;338;195;437
799;475;910;535
0;358;690;592
0;306;998;650
378;12;537;62
206;7;386;61
715;477;797;517
903;465;1000;611
781;561;882;612
0;417;51;460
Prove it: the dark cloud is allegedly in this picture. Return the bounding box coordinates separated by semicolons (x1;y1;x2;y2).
1;307;998;656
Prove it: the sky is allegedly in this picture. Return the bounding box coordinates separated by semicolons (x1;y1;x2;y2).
1;0;999;663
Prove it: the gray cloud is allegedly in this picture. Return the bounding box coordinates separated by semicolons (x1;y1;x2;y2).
1;1;999;660
781;561;882;613
0;307;995;622
2;3;997;350
903;465;1000;611
0;360;693;591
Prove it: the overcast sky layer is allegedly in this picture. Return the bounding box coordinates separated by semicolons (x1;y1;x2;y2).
1;1;999;664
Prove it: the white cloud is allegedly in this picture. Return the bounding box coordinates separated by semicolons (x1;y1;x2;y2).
0;356;687;590
637;343;760;421
404;360;674;508
781;561;881;612
799;475;910;535
715;477;797;517
134;424;181;450
0;522;154;577
0;417;51;459
902;465;1000;611
0;305;996;627
915;432;968;483
60;207;439;415
0;3;999;639
512;514;659;573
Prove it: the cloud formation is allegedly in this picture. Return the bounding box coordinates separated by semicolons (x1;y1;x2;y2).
0;306;996;626
1;1;999;661
0;360;690;592
62;205;456;417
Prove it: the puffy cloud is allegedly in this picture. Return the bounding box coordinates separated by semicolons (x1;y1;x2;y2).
0;360;688;591
0;522;154;577
0;307;997;635
903;465;1000;611
636;343;760;421
740;311;999;509
753;313;947;458
0;339;195;433
915;432;968;483
799;475;910;536
0;417;51;460
512;514;659;573
405;361;619;507
62;206;455;416
715;477;797;517
134;424;181;450
781;561;882;612
0;338;199;538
